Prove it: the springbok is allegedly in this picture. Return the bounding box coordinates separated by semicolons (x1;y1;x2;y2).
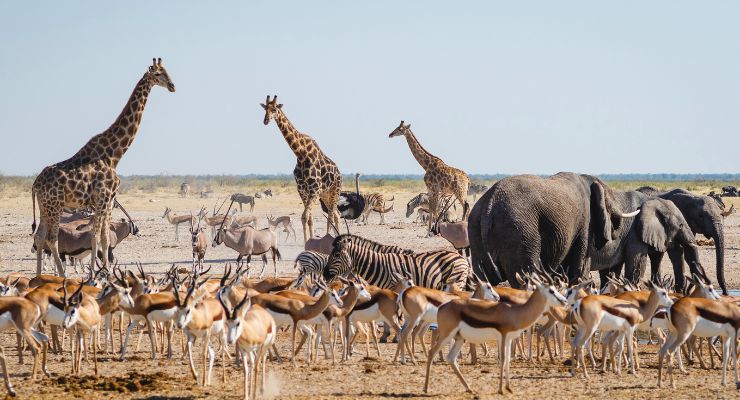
266;215;297;242
162;207;196;241
217;288;276;400
423;274;567;394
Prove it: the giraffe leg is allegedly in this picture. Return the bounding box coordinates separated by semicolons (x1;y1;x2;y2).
427;192;439;236
45;212;66;277
89;211;103;274
34;219;47;276
300;196;318;242
99;210;112;270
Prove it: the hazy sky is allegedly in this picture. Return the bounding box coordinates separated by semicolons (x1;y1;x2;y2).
1;1;739;176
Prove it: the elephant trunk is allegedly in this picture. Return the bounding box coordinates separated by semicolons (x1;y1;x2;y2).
710;222;727;295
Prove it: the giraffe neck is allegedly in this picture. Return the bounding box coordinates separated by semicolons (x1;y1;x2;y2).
274;109;309;158
71;74;154;168
403;131;437;171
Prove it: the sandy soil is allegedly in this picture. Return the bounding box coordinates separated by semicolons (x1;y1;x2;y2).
0;186;738;399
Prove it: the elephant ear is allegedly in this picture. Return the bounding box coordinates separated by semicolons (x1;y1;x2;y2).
635;204;667;252
590;181;613;249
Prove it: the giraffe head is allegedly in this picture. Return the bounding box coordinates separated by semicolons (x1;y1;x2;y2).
146;58;176;92
388;120;412;138
260;95;283;125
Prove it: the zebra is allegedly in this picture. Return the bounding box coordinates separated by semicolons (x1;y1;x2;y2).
406;193;454;223
360;194;394;225
294;250;328;276
405;193;428;218
230;193;255;212
324;234;471;290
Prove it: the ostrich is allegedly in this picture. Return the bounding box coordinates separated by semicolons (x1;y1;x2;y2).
320;173;365;229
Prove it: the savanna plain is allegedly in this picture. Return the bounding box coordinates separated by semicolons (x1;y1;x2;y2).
0;176;738;400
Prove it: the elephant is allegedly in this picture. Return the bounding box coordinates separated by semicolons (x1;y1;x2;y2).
468;172;639;286
638;187;733;294
620;198;703;286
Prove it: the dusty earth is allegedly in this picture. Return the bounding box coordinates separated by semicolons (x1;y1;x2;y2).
0;185;738;399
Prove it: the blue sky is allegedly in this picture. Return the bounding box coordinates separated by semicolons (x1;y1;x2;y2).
1;1;739;176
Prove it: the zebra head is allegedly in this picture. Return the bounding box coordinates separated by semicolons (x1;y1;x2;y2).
324;239;353;283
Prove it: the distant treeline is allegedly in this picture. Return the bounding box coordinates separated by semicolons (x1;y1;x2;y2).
120;173;740;181
1;173;738;195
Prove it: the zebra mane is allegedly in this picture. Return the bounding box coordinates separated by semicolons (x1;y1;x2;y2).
333;234;414;254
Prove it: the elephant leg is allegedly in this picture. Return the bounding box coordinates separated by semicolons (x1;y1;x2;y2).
624;240;649;285
648;250;665;283
667;247;685;292
562;235;589;283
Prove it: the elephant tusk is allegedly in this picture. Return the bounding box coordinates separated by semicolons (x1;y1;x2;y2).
620;210;640;218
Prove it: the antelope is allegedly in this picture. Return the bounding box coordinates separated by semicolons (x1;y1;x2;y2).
61;280;102;375
250;278;342;366
119;268;180;360
179;182;190;198
163;207;196;241
423;274;567;394
204;198;235;238
217;289;276;400
304;232;335;255
231;214;258;229
31;217;139;273
312;276;372;365
266;215;297;242
0;277;23;297
212;223;281;278
190;211;209;266
98;266;137;355
172;272;226;386
571;280;674;378
658;291;740;388
650;274;721;371
430;220;469;256
395;275;499;364
0;296;50;397
243;276;295;294
342;277;411;361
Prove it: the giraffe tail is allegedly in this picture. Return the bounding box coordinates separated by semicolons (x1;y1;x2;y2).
31;189;37;235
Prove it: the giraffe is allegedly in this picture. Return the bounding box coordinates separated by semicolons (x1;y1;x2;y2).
389;121;470;233
31;58;175;276
260;95;342;243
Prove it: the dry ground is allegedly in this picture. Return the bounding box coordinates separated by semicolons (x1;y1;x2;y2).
0;184;738;399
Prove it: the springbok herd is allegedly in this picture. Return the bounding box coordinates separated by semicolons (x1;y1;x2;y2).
8;58;739;399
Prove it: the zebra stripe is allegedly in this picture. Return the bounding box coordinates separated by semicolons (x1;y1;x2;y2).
325;234;470;290
294;250;328;275
405;193;429;218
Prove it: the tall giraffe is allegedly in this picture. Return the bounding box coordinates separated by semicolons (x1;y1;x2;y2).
261;95;342;242
31;58;175;276
389;121;470;233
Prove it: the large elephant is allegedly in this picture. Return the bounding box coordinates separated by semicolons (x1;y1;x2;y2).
638;188;733;294
621;198;702;286
468;172;639;286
